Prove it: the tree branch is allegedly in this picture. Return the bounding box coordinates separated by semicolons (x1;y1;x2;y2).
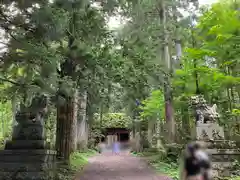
0;77;23;86
0;9;35;35
0;41;10;46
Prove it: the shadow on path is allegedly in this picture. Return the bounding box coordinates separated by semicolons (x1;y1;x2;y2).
76;151;173;180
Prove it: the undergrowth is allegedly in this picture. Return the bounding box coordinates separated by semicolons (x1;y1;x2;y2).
56;149;97;180
135;149;240;180
70;149;97;170
133;149;179;180
150;161;179;180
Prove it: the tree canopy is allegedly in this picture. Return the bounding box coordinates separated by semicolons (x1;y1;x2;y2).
0;0;239;177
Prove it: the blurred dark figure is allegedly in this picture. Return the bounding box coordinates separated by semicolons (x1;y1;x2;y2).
180;142;211;180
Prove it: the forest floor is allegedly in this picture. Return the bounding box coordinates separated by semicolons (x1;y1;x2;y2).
75;151;173;180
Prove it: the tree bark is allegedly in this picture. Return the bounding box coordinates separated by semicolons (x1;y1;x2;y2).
56;91;78;161
191;24;200;94
77;90;88;150
72;90;78;151
159;0;175;142
147;119;154;147
173;4;182;68
156;118;163;149
11;96;18;128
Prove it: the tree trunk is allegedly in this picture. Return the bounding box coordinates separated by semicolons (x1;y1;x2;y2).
56;91;78;161
156;114;164;149
147;119;154;147
11;96;18;128
106;83;112;111
86;94;94;130
132;119;136;138
72;90;78;151
55;1;80;161
159;0;175;142
190;24;200;94
175;38;182;68
132;120;142;152
181;106;192;141
173;4;182;68
77;90;88;150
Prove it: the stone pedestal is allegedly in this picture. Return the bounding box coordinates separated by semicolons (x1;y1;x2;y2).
196;122;224;140
0;106;57;180
203;142;240;177
0;150;56;180
196;123;240;178
190;95;240;178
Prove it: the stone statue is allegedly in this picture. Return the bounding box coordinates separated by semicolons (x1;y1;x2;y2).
0;95;57;180
5;95;48;149
188;95;240;178
190;95;224;140
190;95;220;124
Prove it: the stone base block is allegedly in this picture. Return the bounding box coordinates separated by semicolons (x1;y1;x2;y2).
206;148;240;178
196;140;237;149
211;169;231;178
196;123;224;140
5;140;46;149
0;150;56;180
0;171;55;180
211;162;233;169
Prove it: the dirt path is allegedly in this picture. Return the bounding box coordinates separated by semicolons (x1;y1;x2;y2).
76;152;173;180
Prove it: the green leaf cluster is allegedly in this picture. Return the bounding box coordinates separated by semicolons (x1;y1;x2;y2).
94;113;132;128
140;90;165;120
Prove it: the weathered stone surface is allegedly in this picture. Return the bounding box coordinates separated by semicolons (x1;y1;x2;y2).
211;169;231;178
210;154;240;162
5;140;45;149
0;171;54;180
0;150;56;180
0;96;56;179
206;148;240;154
196;123;224;140
12;121;45;140
197;140;237;149
5;113;49;150
9;95;47;145
190;96;240;178
190;95;220;124
211;162;233;169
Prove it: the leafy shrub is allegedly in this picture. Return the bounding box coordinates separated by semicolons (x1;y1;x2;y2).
93;113;132;129
56;149;97;180
90;113;133;146
0;102;13;150
136;147;179;180
232;160;240;176
165;143;184;163
151;161;179;180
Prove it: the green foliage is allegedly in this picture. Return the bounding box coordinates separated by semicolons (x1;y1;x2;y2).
70;149;97;170
0;102;13;149
232;109;240;116
181;0;240;137
0;102;12;136
56;149;97;180
135;149;179;180
140;90;165;119
0;1;240;179
90;113;132;146
151;162;179;180
0;0;115;106
45;108;57;149
94;113;132;128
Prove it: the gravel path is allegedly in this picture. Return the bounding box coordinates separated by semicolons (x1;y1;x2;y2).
76;152;173;180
